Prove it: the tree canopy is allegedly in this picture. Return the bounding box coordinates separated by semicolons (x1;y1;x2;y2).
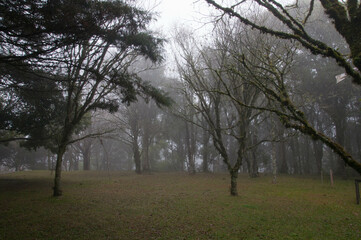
205;0;361;85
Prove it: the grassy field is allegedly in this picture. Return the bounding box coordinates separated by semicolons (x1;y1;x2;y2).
0;171;360;240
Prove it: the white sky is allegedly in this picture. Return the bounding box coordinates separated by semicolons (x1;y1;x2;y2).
150;0;208;34
145;0;212;76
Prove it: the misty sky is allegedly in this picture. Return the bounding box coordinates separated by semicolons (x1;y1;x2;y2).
151;0;205;33
149;0;212;75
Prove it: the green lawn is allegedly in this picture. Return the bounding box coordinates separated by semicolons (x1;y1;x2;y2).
0;171;360;239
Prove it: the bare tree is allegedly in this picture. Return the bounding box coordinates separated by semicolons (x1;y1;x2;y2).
204;0;361;84
175;26;262;195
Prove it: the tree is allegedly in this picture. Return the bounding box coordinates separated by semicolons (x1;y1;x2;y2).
0;142;48;171
175;25;264;195
204;0;361;84
0;0;169;196
204;0;361;175
0;0;142;66
52;2;168;196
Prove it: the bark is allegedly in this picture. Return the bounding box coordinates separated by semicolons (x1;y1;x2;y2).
133;140;141;174
83;146;91;170
272;141;277;184
185;121;196;174
142;143;150;173
175;134;186;171
53;145;66;197
202;126;210;173
129;110;142;174
245;158;253;177
302;138;311;174
246;151;259;178
142;124;151;173
278;140;288;174
230;170;238;196
334;118;347;177
47;152;52;171
277;122;288;174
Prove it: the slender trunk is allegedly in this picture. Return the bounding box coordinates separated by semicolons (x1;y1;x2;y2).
68;154;73;171
335;118;347;177
133;141;141;174
247;156;259;178
142;144;150;173
83;148;91;170
73;156;79;171
313;140;323;175
303;138;311;174
185;121;196;174
251;150;259;177
279;140;288;174
47;151;52;171
176;136;186;171
129;109;141;174
53;146;66;197
272;142;277;184
245;157;253;178
202;128;210;173
142;128;151;173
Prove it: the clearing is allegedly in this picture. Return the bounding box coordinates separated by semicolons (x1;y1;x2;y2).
0;171;360;239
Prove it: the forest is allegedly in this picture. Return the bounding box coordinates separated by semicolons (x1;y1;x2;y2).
1;0;361;239
1;0;361;198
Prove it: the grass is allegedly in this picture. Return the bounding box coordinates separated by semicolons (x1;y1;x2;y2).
0;171;360;240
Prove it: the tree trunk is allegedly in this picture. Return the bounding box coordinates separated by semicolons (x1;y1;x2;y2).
303;138;311;174
47;151;52;171
53;146;66;197
230;170;238;196
176;135;186;171
272;142;277;184
142;127;151;173
313;140;323;175
142;144;150;173
83;147;91;170
133;141;141;174
250;153;259;178
202;130;210;173
335;118;347;177
185;121;196;174
245;157;250;175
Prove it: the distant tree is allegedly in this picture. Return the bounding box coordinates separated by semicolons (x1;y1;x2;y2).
107;65;172;174
0;142;48;171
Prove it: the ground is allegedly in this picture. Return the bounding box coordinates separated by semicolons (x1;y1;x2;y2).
0;171;360;239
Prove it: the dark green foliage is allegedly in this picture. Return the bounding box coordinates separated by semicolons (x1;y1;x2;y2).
123;32;165;63
138;80;173;108
0;0;166;148
0;0;163;63
0;64;66;149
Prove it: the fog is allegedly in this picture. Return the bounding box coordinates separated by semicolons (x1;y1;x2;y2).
1;0;361;183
